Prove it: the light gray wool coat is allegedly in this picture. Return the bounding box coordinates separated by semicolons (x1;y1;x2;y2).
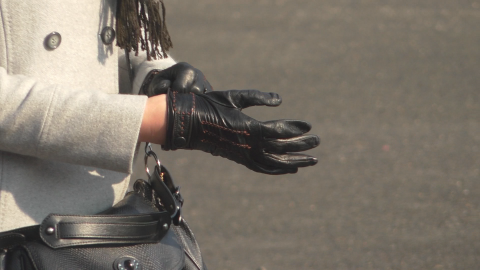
0;0;176;231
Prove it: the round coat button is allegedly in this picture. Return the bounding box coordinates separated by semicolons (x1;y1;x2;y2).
45;32;61;50
101;26;116;45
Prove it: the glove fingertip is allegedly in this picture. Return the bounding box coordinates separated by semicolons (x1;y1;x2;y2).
309;157;319;166
312;135;320;147
267;92;282;106
296;120;312;133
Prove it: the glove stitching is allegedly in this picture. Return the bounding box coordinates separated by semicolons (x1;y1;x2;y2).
172;91;182;138
203;130;251;149
173;92;195;140
173;92;194;116
201;121;250;136
172;91;177;112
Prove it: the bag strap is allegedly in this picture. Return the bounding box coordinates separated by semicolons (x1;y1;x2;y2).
0;225;38;249
0;212;172;249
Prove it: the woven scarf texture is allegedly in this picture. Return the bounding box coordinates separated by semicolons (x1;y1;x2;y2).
116;0;173;60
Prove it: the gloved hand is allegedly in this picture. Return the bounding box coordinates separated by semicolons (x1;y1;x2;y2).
140;62;213;96
163;89;320;174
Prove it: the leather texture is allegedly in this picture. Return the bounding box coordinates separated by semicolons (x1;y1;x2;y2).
0;233;26;250
24;230;183;270
39;212;171;249
149;166;183;225
4;192;185;270
172;221;208;270
2;165;207;270
140;62;213;96
163;90;320;174
0;226;41;250
3;247;35;270
149;168;180;218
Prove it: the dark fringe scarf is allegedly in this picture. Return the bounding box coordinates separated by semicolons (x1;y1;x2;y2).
116;0;173;60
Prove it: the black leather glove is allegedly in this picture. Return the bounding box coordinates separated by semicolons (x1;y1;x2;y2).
140;62;213;96
163;89;320;174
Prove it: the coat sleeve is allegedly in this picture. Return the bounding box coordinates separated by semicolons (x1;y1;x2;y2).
0;67;147;173
118;50;177;95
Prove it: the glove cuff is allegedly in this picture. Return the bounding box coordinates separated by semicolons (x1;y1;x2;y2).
162;90;195;150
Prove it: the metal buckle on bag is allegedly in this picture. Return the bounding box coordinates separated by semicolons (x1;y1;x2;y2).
144;143;182;225
144;143;161;180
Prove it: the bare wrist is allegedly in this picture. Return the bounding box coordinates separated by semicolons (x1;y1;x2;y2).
139;94;167;144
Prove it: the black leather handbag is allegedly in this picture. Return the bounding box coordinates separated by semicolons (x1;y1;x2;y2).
0;147;207;270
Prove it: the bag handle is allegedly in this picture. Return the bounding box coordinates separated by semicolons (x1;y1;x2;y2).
39;212;172;248
0;212;172;249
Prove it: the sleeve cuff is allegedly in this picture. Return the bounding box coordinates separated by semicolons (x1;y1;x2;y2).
37;90;148;173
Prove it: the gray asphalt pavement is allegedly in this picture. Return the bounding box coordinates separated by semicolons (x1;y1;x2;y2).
133;1;480;269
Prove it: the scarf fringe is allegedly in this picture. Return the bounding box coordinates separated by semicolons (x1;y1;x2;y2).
116;0;173;60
